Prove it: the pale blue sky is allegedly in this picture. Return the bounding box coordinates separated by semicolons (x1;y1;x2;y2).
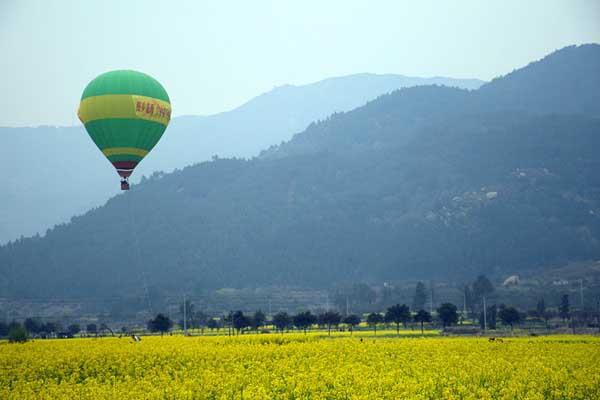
1;0;599;126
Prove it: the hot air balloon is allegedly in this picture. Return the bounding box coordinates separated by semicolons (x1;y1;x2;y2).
78;70;171;190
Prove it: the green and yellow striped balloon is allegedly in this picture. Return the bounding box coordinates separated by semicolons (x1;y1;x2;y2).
78;70;171;188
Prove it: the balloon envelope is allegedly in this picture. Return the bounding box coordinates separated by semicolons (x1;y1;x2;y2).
78;70;171;179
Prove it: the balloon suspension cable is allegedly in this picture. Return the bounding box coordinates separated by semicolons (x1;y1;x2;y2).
126;192;154;317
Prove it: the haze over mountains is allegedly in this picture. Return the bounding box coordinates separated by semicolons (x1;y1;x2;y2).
2;44;599;303
0;74;482;244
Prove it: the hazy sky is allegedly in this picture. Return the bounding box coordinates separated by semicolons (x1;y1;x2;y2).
1;0;599;126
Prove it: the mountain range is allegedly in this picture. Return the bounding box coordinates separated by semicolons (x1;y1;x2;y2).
0;74;482;244
1;44;599;303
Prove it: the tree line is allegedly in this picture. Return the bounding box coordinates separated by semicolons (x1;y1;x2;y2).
144;301;509;336
0;319;118;342
3;275;597;342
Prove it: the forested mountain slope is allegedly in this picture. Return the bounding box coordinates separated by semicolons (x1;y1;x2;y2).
1;44;599;299
0;74;481;244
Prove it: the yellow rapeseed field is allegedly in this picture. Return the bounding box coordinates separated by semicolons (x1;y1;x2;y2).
1;332;599;399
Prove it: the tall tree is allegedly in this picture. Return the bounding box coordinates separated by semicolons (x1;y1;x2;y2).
342;314;361;335
413;310;432;334
318;311;341;336
385;304;411;334
272;312;291;333
498;306;521;331
412;282;428;312
293;311;317;334
232;311;250;334
366;312;384;335
252;310;266;331
437;303;459;328
147;314;173;336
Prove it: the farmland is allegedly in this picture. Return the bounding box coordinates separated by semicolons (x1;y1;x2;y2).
1;332;599;399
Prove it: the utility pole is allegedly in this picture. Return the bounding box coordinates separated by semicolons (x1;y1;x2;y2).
183;294;187;336
483;296;487;332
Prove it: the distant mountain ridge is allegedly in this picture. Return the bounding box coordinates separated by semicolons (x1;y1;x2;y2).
475;44;600;115
1;44;599;301
0;74;483;244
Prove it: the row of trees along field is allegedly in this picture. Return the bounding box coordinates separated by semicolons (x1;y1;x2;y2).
0;320;112;342
2;293;597;342
163;296;596;337
3;274;598;342
143;304;461;336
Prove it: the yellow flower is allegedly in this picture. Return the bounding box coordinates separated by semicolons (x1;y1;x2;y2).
1;333;599;399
